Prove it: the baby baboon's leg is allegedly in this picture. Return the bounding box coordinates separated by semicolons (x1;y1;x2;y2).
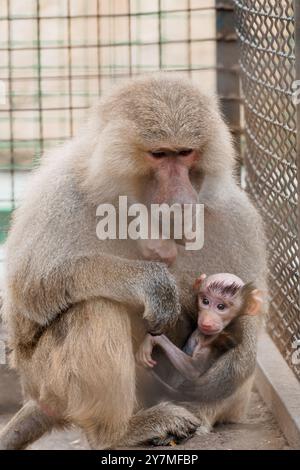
116;401;201;447
180;375;256;439
215;375;255;424
0;401;56;450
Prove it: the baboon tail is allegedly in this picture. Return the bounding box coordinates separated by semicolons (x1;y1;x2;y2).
0;401;55;450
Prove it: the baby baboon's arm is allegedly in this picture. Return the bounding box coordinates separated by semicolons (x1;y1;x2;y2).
137;334;206;381
154;335;200;380
158;334;216;379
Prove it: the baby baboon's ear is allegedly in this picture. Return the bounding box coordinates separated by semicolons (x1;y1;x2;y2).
193;273;207;291
246;289;264;316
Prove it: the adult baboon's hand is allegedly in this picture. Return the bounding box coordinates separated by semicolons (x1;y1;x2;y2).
142;262;181;335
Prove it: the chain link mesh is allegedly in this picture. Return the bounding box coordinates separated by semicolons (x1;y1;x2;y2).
234;0;299;379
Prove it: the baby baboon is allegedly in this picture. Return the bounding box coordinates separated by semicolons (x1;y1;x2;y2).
137;273;263;398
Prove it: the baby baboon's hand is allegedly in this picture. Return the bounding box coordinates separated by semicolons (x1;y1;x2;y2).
136;334;157;368
143;263;180;335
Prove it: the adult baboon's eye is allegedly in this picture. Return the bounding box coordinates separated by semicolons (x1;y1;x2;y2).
178;149;193;156
150;151;167;158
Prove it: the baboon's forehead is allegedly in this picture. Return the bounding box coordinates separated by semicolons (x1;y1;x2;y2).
102;78;215;144
125;87;211;122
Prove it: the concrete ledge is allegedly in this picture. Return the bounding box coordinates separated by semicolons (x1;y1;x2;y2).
0;324;22;412
0;366;22;412
255;331;300;449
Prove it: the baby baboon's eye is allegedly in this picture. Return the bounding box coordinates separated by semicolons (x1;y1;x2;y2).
217;303;226;311
202;298;209;305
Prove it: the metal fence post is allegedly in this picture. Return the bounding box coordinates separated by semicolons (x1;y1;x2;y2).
295;1;300;309
216;0;241;160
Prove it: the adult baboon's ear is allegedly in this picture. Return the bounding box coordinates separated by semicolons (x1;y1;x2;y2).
193;273;207;291
246;289;264;316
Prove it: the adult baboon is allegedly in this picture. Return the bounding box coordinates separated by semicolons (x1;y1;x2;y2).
0;74;267;449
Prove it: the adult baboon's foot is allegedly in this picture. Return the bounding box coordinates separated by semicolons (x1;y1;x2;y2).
0;401;56;450
117;401;200;447
150;433;192;446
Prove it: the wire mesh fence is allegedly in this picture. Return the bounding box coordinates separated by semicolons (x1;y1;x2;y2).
234;0;300;379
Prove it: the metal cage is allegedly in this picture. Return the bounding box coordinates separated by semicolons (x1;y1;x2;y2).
234;0;300;379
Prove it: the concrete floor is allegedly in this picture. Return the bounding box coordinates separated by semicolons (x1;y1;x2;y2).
0;390;290;450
